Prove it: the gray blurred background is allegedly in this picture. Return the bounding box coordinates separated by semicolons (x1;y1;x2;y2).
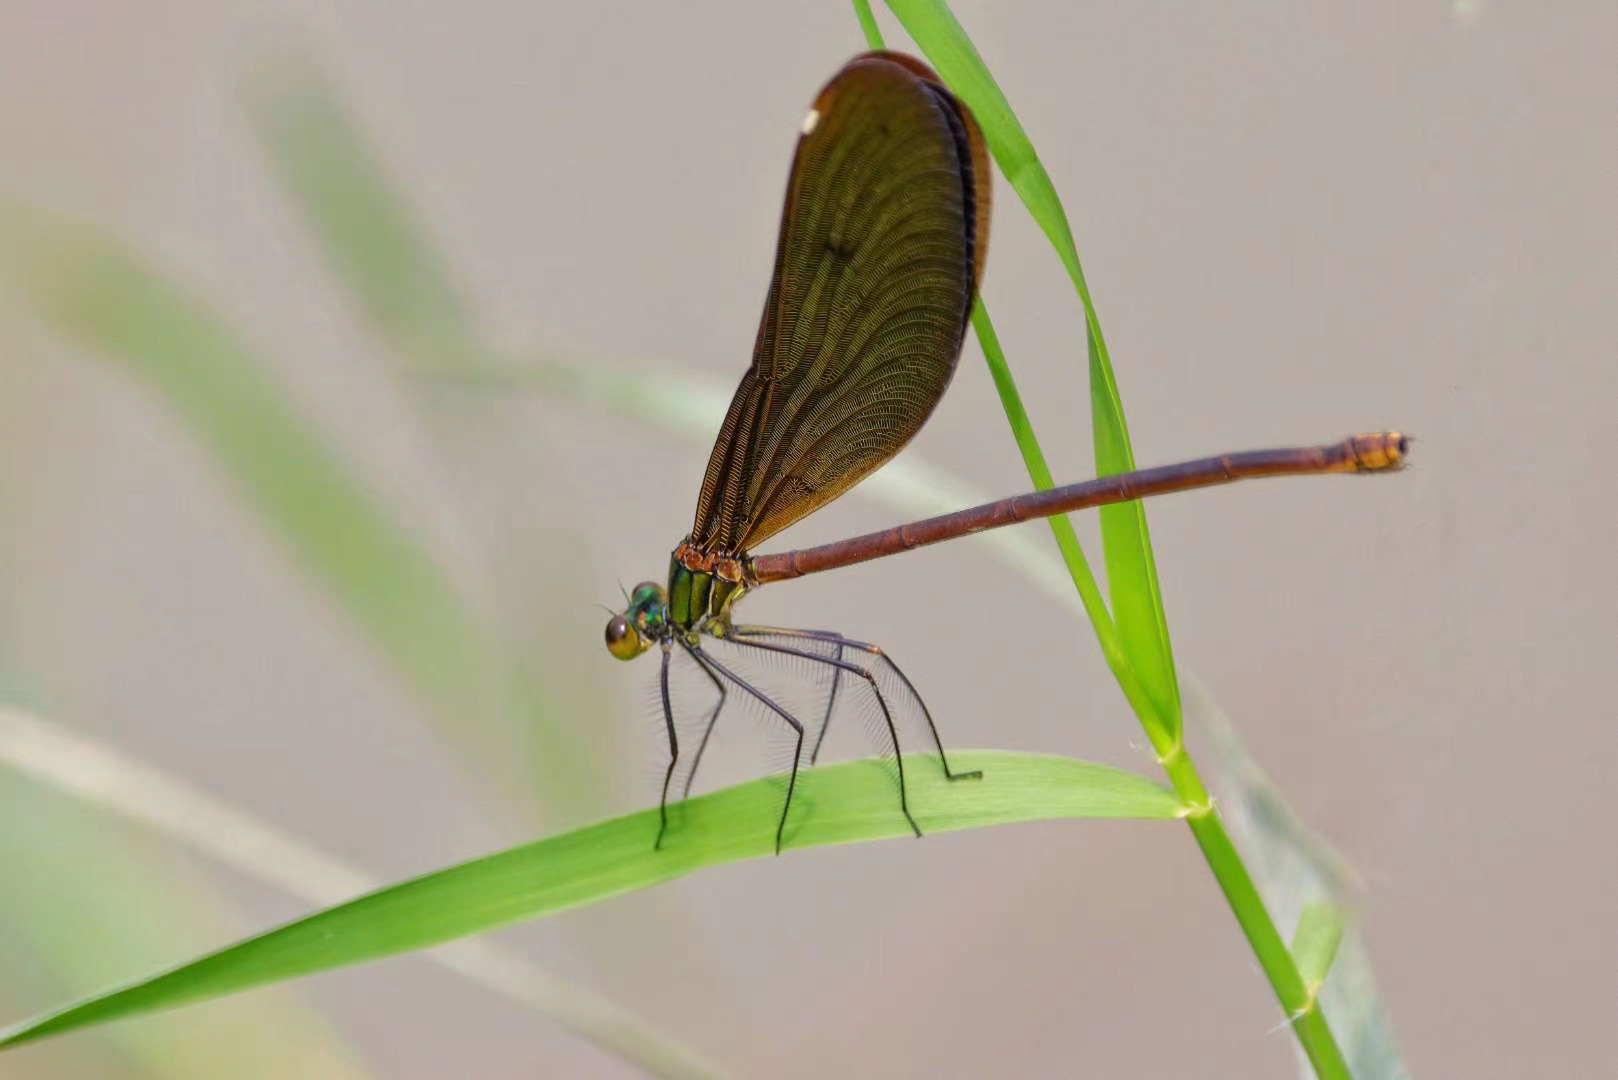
1;2;1614;1077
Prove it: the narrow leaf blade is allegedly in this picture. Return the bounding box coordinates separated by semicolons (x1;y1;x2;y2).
0;769;365;1079
1190;680;1412;1079
1;752;1178;1051
887;0;1183;740
0;205;572;805
1291;901;1347;991
243;47;475;364
238;49;622;815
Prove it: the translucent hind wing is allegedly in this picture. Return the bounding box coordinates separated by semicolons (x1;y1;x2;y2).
690;51;991;554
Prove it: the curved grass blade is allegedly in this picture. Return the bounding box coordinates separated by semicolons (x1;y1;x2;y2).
0;204;597;810
856;13;1366;1076
241;46;475;370
1188;678;1411;1079
967;302;1167;733
1;751;1179;1052
0;717;366;1079
0;703;727;1080
241;48;624;814
884;0;1182;741
852;2;1163;731
237;51;761;1043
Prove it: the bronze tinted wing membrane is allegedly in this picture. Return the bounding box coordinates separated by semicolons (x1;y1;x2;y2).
689;52;991;554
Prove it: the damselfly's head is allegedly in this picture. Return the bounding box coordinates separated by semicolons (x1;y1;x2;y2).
604;580;668;661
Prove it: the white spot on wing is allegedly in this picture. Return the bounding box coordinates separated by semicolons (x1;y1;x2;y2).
801;108;820;136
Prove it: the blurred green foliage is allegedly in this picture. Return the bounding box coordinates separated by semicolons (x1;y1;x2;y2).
0;3;1410;1077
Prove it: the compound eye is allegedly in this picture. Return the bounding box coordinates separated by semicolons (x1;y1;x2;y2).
604;615;642;661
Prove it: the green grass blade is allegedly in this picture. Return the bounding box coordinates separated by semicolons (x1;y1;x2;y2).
1310;936;1412;1080
1291;902;1347;993
852;0;884;50
0;703;728;1080
968;305;1165;733
856;4;1168;731
886;0;1183;742
242;46;632;820
0;715;367;1079
1189;679;1411;1078
0;785;370;1080
236;53;755;1027
0;752;1178;1051
241;48;475;367
0;205;570;805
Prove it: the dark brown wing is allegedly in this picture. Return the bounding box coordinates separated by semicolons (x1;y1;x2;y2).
688;51;991;555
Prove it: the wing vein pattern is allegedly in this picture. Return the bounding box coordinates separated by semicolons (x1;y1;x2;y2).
689;51;992;556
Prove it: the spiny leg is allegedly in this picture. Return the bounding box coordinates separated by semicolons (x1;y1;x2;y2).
731;624;848;765
808;633;845;767
732;625;983;783
726;628;921;840
680;646;729;800
655;642;678;851
688;645;805;855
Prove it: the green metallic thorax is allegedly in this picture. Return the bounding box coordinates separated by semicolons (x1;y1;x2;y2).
667;553;747;634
